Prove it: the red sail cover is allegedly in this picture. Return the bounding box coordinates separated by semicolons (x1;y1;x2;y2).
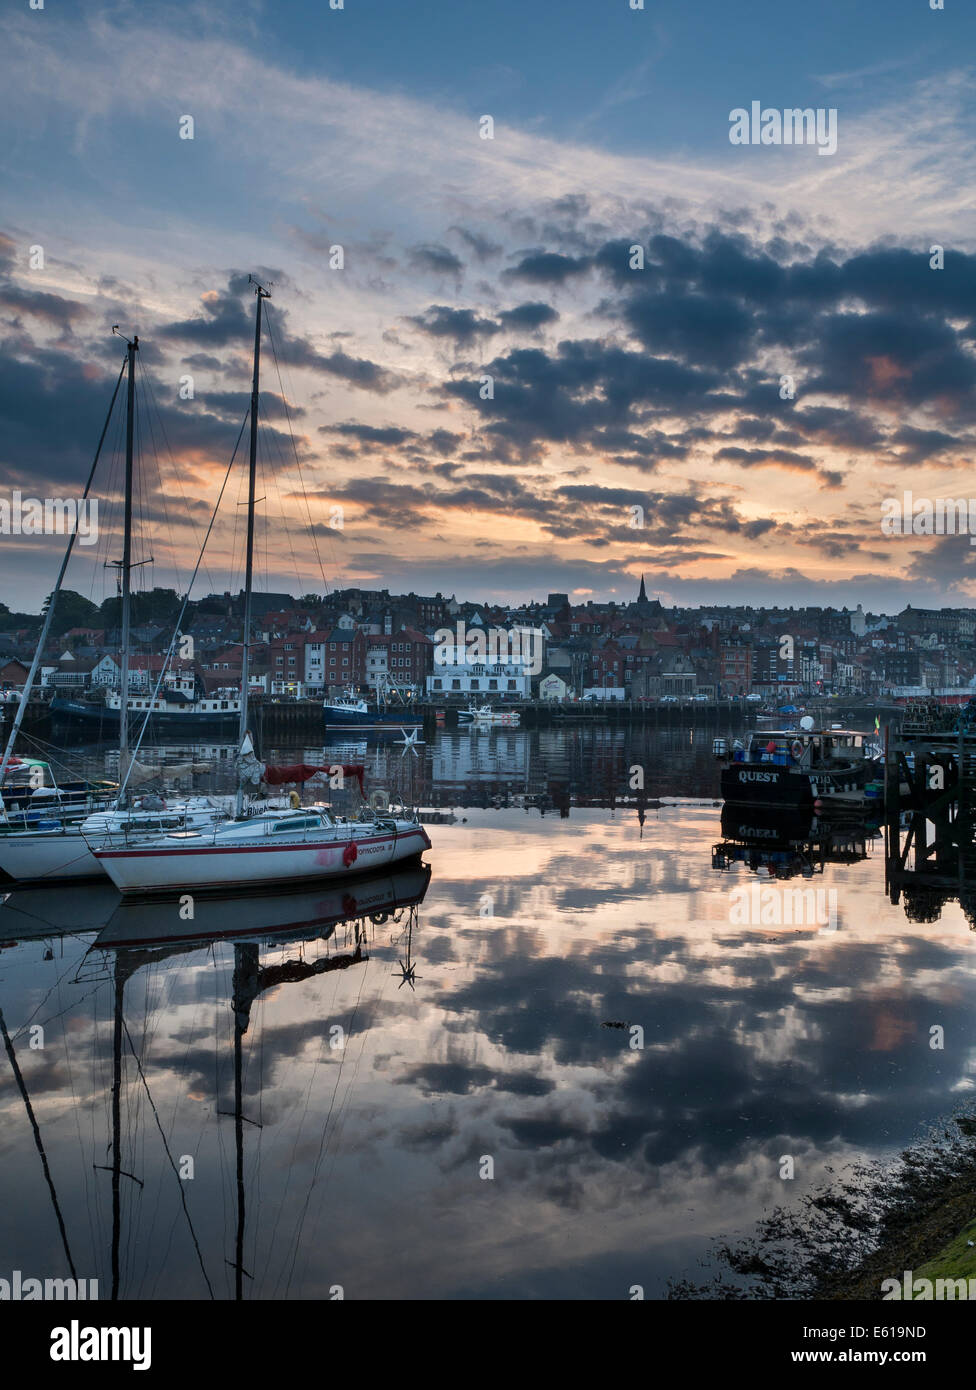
261;762;365;795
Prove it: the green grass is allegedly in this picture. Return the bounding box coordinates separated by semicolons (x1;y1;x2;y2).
912;1218;976;1289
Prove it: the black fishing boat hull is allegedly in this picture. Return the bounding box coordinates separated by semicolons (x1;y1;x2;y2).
721;763;815;806
722;757;880;806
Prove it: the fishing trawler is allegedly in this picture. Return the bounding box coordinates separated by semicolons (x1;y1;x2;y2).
323;688;422;733
51;671;242;736
716;721;882;807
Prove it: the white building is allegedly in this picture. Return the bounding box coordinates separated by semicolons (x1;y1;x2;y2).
427;641;532;698
539;673;568;700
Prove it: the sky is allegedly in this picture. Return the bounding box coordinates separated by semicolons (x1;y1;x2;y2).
2;0;976;613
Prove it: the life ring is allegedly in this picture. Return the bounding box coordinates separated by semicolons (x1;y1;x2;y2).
342;841;358;867
790;739;804;761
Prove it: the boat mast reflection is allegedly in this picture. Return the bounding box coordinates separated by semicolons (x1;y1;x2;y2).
73;864;432;1299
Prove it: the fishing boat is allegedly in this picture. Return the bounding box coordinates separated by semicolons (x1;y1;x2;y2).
716;722;882;807
322;690;422;732
51;672;243;736
89;280;433;897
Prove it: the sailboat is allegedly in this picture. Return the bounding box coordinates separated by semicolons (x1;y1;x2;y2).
90;281;432;896
0;332;228;883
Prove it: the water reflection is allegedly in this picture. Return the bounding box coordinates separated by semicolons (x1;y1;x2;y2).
1;729;975;1300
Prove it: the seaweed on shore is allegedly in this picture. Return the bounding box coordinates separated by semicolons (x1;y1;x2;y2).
668;1112;976;1300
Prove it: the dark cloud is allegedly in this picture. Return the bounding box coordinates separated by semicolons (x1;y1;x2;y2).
498;302;560;331
504;251;591;284
408;304;502;343
408;243;464;276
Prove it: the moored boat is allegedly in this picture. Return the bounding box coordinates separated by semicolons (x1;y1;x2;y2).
323;691;422;732
458;702;520;726
717;724;881;807
0;796;230;882
92;804;431;895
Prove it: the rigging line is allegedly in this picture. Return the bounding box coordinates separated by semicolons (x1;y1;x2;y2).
141;367;200;596
0;1007;78;1279
10;958;107;1043
119;410;249;798
121;1016;215;1299
259;940;355;1280
298;944;390;1291
264;304;332;595
1;357;126;793
53;971;98;1267
138;371;176;587
282;954;372;1298
261;420;307;602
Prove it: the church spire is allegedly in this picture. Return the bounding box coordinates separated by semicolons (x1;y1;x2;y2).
638;574;648;605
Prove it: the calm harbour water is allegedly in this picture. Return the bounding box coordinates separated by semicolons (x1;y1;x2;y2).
1;725;974;1299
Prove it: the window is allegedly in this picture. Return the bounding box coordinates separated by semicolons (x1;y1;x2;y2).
507;680;516;690
433;678;442;690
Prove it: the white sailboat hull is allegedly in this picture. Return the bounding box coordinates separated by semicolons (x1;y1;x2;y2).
95;822;432;895
0;829;102;881
0;801;230;884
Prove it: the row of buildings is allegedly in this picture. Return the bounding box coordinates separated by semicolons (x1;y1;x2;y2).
1;581;975;703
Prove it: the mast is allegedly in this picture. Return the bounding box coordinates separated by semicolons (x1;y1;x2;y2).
0;357;126;812
236;280;271;815
117;334;138;769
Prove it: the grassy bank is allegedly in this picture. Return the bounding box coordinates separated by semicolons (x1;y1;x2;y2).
670;1114;976;1300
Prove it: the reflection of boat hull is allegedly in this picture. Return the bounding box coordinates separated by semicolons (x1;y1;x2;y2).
458;708;520;727
95;863;432;948
322;708;422;731
720;803;816;844
0;882;121;943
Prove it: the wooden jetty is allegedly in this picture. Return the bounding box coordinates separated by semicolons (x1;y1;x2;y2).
883;704;976;924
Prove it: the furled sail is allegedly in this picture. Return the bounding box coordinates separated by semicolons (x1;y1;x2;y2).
235;736;364;796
